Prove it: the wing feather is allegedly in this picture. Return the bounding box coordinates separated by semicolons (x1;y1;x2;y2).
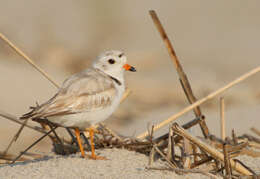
21;69;117;119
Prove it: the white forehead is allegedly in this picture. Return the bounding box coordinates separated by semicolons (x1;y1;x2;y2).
98;50;123;58
96;50;126;63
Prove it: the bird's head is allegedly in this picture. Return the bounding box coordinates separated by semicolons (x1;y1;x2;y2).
93;50;136;80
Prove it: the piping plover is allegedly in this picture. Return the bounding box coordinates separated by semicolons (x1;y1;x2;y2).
20;50;136;159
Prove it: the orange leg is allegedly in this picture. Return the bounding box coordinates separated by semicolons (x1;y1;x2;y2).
75;128;85;158
89;128;96;158
87;127;106;160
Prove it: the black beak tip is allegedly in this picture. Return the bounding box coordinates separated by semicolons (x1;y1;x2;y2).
129;66;136;72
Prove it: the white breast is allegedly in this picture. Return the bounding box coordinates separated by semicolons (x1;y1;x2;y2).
48;82;125;129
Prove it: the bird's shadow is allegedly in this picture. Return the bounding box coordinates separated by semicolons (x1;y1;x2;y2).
0;154;79;168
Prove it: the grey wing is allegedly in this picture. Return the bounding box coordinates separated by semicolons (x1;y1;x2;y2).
21;69;117;119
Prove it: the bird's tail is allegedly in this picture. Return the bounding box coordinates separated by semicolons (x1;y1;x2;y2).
20;102;40;120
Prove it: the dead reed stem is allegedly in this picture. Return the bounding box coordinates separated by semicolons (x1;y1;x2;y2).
3;131;21;156
13;118;29;140
137;66;260;139
220;97;226;140
0;109;71;144
120;89;131;103
11;126;58;164
183;138;192;169
190;157;213;169
223;143;232;178
0;152;29;162
172;123;252;175
240;148;260;158
148;147;155;166
0;110;47;134
166;126;173;160
154;145;178;169
152;145;218;178
250;128;260;137
232;129;238;145
0;32;59;88
99;122;123;142
149;10;209;138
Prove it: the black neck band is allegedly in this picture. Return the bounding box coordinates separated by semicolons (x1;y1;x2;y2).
109;76;122;86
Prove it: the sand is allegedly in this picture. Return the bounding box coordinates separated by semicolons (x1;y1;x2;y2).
0;149;216;179
1;148;260;178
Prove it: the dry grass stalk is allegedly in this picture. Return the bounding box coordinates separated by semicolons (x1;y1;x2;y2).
203;138;248;157
182;138;192;169
0;151;29;162
190;156;213;169
0;109;71;144
148;147;155;166
232;129;239;145
0;32;59;88
220;97;226;140
247;141;260;149
203;137;260;159
99;122;123;142
145;125;218;177
172;123;253;175
153;116;202;145
223;143;232;178
120;88;132;103
3;138;16;156
12;118;29;143
39;123;59;144
0;110;44;132
239;134;260;144
149;144;218;178
166;126;173;160
154;145;178;169
227;142;248;154
137;65;260;139
233;159;256;176
149;10;209;138
192;144;199;163
0;111;44;156
250;127;260;137
11;126;58;164
148;125;155;166
22;152;44;159
240;149;260;158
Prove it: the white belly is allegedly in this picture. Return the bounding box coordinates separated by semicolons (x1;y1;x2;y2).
48;87;123;129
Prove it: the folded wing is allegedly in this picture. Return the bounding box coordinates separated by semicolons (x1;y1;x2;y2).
21;69;117;119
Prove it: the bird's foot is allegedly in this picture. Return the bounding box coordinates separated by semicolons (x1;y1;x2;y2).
83;154;107;160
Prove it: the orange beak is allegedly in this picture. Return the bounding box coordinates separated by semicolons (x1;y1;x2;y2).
123;64;136;72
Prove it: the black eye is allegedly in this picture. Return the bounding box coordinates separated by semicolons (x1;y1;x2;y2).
108;59;115;64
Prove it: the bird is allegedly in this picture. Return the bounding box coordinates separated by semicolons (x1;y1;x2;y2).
20;50;136;159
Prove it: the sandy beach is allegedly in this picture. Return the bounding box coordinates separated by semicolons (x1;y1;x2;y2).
0;148;220;179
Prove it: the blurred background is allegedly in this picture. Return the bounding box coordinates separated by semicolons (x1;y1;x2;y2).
0;0;260;154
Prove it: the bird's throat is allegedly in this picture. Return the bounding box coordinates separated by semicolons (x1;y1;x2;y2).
108;75;122;86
